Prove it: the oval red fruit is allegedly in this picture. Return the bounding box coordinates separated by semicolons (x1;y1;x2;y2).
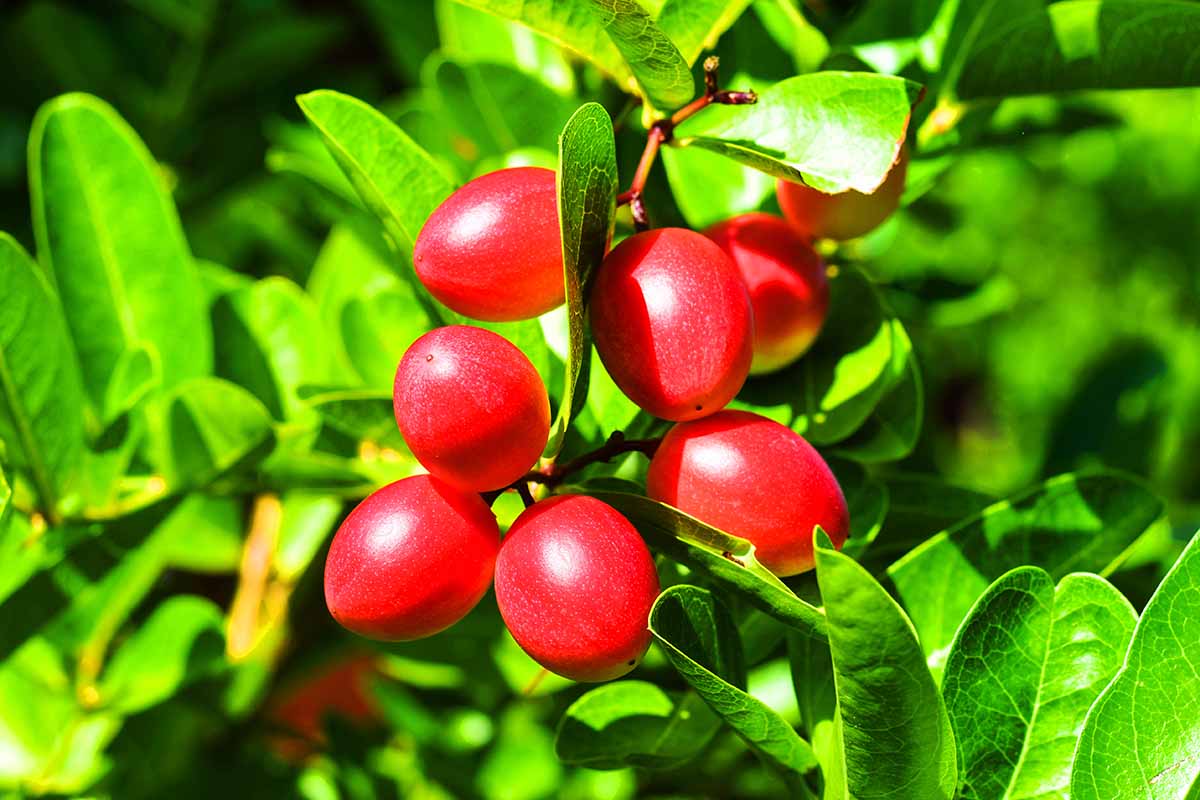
777;146;909;242
394;325;550;492
414;166;564;321
646;409;849;576
324;475;500;640
704;213;829;375
494;495;661;682
590;228;753;421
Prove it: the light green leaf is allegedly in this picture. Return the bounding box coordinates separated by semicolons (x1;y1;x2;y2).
593;0;696;110
590;491;827;640
650;585;819;794
273;492;343;582
942;568;1136;800
99;595;226;713
0;233;85;518
1071;528;1200;800
29;92;210;407
814;532;957;800
832;338;923;463
101;343;159;428
661;143;775;229
888;472;1164;676
673;72;921;193
657;0;752;66
159;494;243;574
546;103;617;458
555;681;721;769
436;0;576;92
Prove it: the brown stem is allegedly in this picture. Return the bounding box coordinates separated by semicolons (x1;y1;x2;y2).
482;431;661;505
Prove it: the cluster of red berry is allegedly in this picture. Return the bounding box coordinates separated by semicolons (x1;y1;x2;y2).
325;150;907;682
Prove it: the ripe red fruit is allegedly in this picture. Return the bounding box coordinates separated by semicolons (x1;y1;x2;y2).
414;166;563;321
394;325;550;492
646;410;849;576
704;213;829;375
777;146;909;241
494;495;660;682
590;228;753;421
324;475;500;640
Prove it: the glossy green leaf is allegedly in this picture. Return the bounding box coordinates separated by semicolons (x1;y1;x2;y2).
555;681;721;769
649;585;819;793
942;568;1136;800
733;269;912;447
657;0;752;66
814;532;958;800
673;72;921;193
296;89;455;324
436;0;576;93
0;234;84;517
1071;528;1200;800
99;595;226;713
948;1;1200;102
273;492;343;581
300;386;408;452
28;92;210;407
590;491;827;640
592;0;695;110
546;103;617;458
888;472;1164;675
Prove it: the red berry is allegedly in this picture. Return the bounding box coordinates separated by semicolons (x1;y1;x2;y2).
494;495;660;682
394;325;550;492
414;167;563;321
704;213;829;375
590;228;753;421
777;146;909;241
646;410;848;576
324;475;500;641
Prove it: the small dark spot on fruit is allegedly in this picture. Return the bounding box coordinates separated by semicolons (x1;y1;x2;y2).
426;354;434;362
695;404;703;411
627;659;636;666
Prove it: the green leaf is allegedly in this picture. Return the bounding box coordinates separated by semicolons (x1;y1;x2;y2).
888;472;1164;676
0;234;85;518
159;494;243;574
656;0;752;66
733;269;912;447
1071;528;1200;800
590;491;827;640
942;568;1136;800
212;277;337;422
101;344;159;428
592;0;696;110
673;72;921;193
99;595;226;713
436;0;576;92
273;492;343;582
660;143;774;229
649;585;819;793
296;89;455;323
555;681;721;769
546;103;617;458
947;1;1200;102
28;92;211;408
832;337;923;463
300;386;408;452
814;532;958;800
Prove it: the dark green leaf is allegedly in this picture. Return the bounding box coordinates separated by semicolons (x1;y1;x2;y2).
1072;528;1200;799
943;568;1135;799
0;234;85;518
546;103;618;458
815;532;958;800
649;585;819;793
673;72;921;193
300;386;408;452
656;0;752;66
28;93;211;408
592;0;696;111
832;343;923;463
555;681;721;769
590;491;827;640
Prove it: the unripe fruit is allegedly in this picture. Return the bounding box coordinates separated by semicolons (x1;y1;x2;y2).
494;495;660;682
590;228;753;421
324;475;500;640
704;213;829;375
414;167;563;321
646;410;848;576
394;325;550;492
777;146;909;241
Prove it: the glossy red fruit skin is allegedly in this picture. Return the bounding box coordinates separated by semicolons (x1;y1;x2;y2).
590;228;753;421
646;410;849;577
394;325;550;492
494;495;661;682
324;475;500;641
704;213;829;375
414;167;563;322
777;146;909;242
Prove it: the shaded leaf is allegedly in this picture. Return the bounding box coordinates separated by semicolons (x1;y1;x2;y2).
592;0;695;110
